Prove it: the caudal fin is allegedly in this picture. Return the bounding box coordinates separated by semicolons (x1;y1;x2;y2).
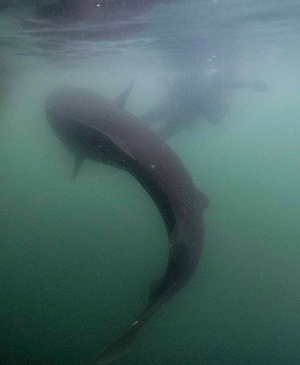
89;321;138;364
88;300;163;364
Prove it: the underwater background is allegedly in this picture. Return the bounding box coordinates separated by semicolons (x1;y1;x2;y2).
1;1;300;364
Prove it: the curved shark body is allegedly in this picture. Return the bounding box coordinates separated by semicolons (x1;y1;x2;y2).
45;85;207;364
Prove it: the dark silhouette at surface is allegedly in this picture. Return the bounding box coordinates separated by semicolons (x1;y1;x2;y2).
142;68;270;140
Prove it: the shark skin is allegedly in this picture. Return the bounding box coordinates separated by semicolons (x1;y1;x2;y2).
45;85;208;364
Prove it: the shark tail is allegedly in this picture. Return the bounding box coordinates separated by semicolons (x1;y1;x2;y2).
88;299;164;365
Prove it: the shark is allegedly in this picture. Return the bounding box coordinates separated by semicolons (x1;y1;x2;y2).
45;82;209;364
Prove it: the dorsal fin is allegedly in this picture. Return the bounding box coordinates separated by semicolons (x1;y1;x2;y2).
114;80;133;110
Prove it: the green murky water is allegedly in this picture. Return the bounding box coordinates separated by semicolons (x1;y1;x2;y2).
1;61;299;364
1;1;300;364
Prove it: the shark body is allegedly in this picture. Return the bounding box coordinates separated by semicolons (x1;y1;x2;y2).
45;84;208;364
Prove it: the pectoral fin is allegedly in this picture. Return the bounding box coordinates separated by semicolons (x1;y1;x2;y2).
72;155;85;179
197;188;209;210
